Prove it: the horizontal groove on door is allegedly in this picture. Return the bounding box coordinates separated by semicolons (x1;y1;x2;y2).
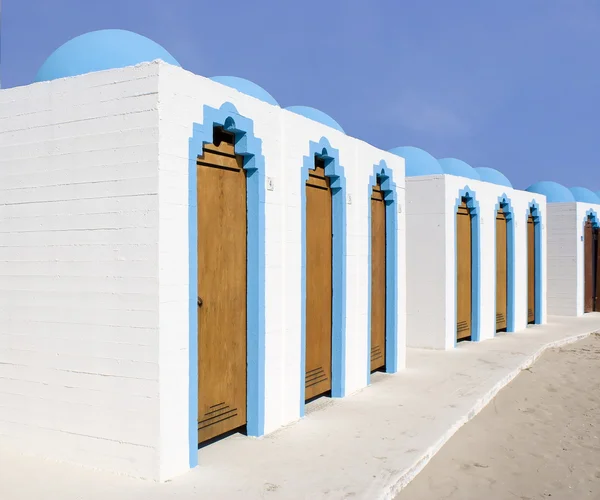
457;320;469;333
305;366;328;389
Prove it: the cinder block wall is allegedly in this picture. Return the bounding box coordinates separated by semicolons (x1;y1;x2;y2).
0;64;162;478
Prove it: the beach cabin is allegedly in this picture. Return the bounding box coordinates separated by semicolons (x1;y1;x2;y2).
392;147;547;350
526;182;600;316
0;30;407;481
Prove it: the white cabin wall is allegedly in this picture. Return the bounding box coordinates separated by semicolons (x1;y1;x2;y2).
405;176;447;349
157;63;285;479
0;63;162;479
575;202;600;315
406;175;547;350
546;203;578;316
157;62;407;478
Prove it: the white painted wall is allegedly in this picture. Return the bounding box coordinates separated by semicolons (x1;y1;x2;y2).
0;64;162;478
547;203;579;315
0;61;408;481
546;202;600;316
157;62;406;479
405;176;447;349
406;175;547;349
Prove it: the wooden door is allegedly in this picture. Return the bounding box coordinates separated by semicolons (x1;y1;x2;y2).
370;182;386;372
305;158;333;401
584;219;594;313
527;214;535;324
496;208;508;332
456;200;472;341
197;127;247;444
595;228;600;312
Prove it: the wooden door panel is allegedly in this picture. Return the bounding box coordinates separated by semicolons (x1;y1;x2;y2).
370;184;386;372
197;130;247;444
527;215;535;324
456;202;472;340
305;162;333;400
496;209;508;331
584;221;594;313
595;228;600;312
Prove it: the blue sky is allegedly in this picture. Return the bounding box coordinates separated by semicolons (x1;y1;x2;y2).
3;0;599;190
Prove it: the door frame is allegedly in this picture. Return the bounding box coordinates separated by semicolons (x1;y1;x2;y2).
453;186;481;344
300;137;347;416
527;201;543;324
188;102;266;468
494;195;516;333
366;161;399;385
583;209;599;312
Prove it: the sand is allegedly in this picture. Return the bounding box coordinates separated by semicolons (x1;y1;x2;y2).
396;334;600;500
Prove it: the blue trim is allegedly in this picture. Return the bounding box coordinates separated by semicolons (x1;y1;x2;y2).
366;161;399;385
188;102;266;468
34;29;181;83
583;209;599;313
528;200;543;324
286;106;345;133
585;208;600;228
300;137;347;416
494;195;516;333
453;186;481;346
209;76;279;106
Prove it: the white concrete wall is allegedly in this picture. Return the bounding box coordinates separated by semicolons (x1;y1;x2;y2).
546;202;600;316
406;175;547;349
0;62;407;481
157;63;406;478
575;202;600;314
547;203;579;315
0;64;162;478
405;176;447;348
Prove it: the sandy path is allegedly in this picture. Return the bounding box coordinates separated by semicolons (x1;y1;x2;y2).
396;334;600;500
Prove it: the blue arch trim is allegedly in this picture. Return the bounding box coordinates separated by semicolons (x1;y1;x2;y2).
585;208;600;228
453;186;481;345
366;161;399;384
300;137;347;416
528;200;543;324
188;102;266;468
494;195;516;333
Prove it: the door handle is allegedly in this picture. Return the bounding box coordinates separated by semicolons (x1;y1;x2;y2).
197;297;203;307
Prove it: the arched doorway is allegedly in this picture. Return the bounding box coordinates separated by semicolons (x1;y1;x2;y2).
456;197;472;341
584;212;600;313
496;206;508;332
304;156;333;401
196;126;248;444
370;179;386;372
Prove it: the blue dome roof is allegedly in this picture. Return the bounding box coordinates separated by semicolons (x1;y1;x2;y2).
34;29;180;83
210;76;279;106
525;181;575;203
570;187;600;204
285;106;345;133
474;167;512;188
596;191;600;199
388;146;444;177
438;158;480;181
